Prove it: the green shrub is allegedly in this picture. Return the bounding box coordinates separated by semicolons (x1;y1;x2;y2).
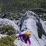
0;36;17;46
0;24;15;35
8;30;15;35
37;28;43;38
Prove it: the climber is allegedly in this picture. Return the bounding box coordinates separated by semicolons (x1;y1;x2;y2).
17;31;31;46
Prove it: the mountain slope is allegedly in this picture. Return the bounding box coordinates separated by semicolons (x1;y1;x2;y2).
0;11;46;46
14;11;46;46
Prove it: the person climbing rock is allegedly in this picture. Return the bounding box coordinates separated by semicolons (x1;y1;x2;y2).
17;31;31;46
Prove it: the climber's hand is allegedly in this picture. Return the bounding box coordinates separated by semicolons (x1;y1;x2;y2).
16;38;20;40
27;44;30;46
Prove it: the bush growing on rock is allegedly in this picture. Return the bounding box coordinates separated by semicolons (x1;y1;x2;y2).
0;36;17;46
0;24;15;35
37;28;43;38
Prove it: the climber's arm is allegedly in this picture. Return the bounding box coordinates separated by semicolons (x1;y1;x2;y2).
27;38;31;46
17;34;24;39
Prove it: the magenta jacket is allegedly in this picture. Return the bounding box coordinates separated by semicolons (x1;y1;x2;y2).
18;34;31;44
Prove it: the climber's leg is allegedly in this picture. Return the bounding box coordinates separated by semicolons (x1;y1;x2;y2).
25;40;27;43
